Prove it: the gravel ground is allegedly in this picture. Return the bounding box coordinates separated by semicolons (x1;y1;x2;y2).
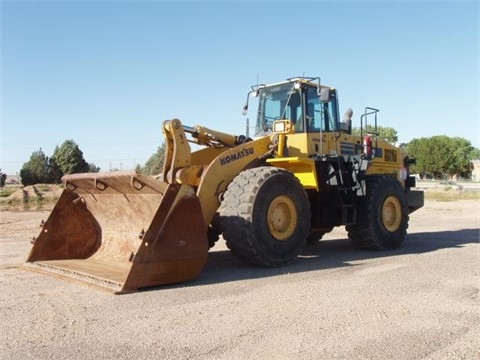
1;199;479;360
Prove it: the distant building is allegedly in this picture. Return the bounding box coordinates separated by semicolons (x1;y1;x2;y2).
472;160;480;182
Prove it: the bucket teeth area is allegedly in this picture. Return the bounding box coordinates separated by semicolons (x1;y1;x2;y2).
24;261;124;293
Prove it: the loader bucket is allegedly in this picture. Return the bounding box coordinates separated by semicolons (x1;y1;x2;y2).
25;172;209;294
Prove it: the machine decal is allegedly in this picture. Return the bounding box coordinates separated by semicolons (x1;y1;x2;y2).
340;142;354;155
219;147;254;166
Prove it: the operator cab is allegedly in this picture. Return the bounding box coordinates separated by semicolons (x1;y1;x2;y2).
245;77;342;137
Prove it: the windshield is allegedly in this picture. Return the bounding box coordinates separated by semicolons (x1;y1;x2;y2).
253;82;340;136
255;83;302;135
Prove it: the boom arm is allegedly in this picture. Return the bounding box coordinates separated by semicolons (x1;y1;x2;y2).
161;118;274;228
161;119;251;184
184;124;248;147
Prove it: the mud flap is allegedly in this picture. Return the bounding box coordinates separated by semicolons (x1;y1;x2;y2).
25;172;208;294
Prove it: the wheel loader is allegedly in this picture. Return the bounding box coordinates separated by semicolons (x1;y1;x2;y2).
25;76;424;293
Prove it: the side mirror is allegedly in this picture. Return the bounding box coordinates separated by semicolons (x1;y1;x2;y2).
242;102;248;115
319;88;330;103
242;89;259;115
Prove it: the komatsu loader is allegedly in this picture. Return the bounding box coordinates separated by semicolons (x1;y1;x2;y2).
26;77;424;293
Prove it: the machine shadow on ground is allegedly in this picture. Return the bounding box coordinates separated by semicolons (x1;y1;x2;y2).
156;228;479;291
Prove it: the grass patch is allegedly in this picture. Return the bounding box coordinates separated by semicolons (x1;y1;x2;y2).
36;184;51;192
0;196;58;211
0;185;23;197
0;184;60;211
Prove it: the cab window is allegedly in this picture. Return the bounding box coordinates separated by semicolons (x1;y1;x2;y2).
305;87;339;133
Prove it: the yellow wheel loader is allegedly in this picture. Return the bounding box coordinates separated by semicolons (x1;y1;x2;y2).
26;77;424;293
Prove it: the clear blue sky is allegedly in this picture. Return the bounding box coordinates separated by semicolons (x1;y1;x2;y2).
1;0;479;175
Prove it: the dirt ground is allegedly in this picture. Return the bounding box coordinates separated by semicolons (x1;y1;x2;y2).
0;199;479;360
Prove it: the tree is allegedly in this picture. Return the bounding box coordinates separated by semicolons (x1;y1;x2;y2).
47;156;63;184
51;140;90;176
351;125;398;145
135;163;143;174
88;163;100;173
19;148;50;185
0;169;6;187
20;141;99;185
142;143;166;175
406;136;479;179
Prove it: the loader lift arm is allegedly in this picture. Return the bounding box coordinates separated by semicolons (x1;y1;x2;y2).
161;118;274;229
161;119;250;185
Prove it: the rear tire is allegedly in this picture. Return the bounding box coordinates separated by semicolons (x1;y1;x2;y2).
346;175;408;250
219;167;310;267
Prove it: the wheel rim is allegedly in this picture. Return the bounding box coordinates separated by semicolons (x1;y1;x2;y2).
382;195;402;232
267;195;297;241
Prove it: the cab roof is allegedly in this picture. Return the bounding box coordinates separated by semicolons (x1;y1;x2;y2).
267;77;335;91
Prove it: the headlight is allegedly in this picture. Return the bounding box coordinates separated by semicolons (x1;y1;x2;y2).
272;120;294;134
274;122;286;132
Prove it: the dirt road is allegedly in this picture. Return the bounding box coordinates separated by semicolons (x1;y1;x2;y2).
1;200;479;360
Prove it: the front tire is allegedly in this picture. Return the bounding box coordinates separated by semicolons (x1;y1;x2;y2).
346;175;409;250
219;167;310;267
